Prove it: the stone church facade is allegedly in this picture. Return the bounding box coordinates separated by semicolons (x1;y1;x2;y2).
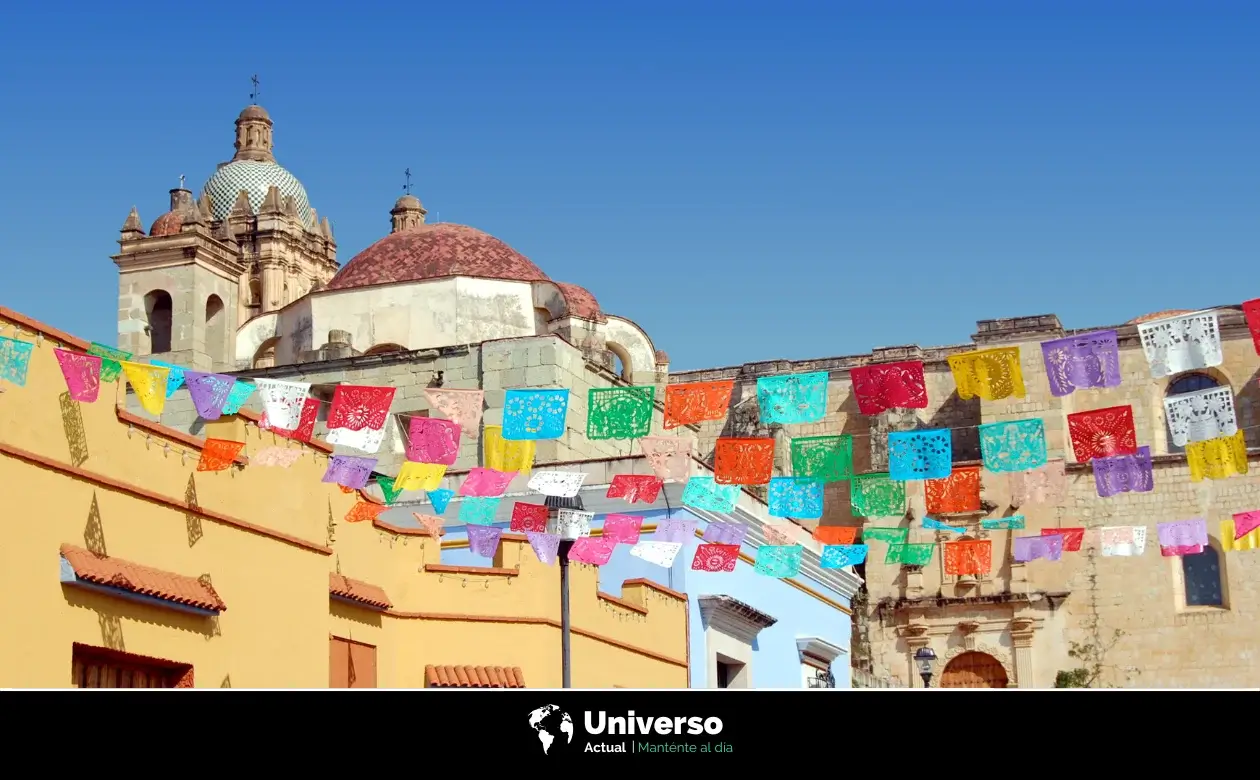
106;101;1255;688
673;310;1260;688
112;102;673;477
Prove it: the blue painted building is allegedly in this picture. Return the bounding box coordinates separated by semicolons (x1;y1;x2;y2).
418;462;862;690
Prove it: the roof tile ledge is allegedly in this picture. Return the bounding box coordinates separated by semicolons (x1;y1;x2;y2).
59;544;226;614
425;664;526;688
329;573;391;611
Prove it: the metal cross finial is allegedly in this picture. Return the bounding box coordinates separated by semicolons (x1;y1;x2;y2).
403;168;413;195
250;74;260;104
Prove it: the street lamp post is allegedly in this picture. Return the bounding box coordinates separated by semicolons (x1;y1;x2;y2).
557;538;575;689
914;647;937;689
546;495;585;690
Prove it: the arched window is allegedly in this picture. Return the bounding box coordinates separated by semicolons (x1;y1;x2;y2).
1182;544;1225;607
248;279;262;308
205;295;226;365
252;337;280;369
1165;373;1221;454
143;290;173;354
606;342;634;382
363;344;406;357
534;307;553;334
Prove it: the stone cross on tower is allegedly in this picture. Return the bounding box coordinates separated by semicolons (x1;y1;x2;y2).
250;74;260;104
403;168;413;195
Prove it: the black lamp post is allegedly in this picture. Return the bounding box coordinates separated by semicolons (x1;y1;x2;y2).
545;494;585;689
914;647;937;688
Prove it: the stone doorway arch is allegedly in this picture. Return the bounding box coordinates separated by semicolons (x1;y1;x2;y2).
940;651;1009;688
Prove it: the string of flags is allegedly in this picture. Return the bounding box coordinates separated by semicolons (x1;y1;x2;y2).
4;303;1260;582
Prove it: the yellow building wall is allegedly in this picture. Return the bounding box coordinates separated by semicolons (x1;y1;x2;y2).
0;308;688;688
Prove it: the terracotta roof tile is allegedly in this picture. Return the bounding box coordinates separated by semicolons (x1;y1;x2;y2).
328;573;392;610
1126;309;1194;324
554;282;605;321
60;544;226;612
149;211;184;237
326;223;549;291
425;665;526;688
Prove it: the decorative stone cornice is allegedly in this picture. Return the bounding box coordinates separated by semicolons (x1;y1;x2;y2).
698;594;778;645
796;636;847;665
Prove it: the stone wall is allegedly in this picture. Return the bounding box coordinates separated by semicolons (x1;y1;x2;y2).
126;333;688;476
673;307;1260;688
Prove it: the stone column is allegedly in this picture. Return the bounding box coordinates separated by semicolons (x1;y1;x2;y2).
260;259;284;314
1010;618;1036;688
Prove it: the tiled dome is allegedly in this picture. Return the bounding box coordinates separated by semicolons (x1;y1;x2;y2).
201;160;313;227
326;223;549;291
150;211;184;237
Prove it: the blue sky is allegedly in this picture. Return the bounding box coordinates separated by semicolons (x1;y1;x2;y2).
0;1;1256;370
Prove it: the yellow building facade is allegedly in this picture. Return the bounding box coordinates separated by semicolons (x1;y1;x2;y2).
0;306;688;689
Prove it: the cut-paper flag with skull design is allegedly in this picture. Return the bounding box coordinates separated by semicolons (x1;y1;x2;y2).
528;532;562;565
639;436;693;482
323;455;377;490
630;540;683;568
327;384;396;454
978;419;1047;473
1136;310;1223;378
820;544;868;569
602;514;643;545
849;361;928;415
467;525;503;558
790;435;853;482
754;545;804;577
756;371;828;424
691;543;739;572
767;477;824;519
502;388;569;441
425;388;484;429
407;417;461;465
948;347;1025;401
459;497;501;526
887;429;952;481
1093;447;1154;498
681;477;738;513
568;537;616;565
511;502;549;533
606;474;663;504
925;466;981;514
459;467;514;497
527;470;586;498
54;348;101;402
664;380;734;429
587;386;654;440
1041;330;1122;397
551;508;592;539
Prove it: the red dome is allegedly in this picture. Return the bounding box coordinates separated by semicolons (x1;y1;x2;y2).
150;211;184;237
553;282;603;320
327;223;550;291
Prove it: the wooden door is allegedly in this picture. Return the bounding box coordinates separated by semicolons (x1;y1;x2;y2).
329;637;377;688
940;652;1009;688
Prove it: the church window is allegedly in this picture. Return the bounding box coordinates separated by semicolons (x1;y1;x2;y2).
1164;373;1221;454
143;290;173;354
205;295;226;365
1181;543;1225;608
248;279;262;307
606;342;634;382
